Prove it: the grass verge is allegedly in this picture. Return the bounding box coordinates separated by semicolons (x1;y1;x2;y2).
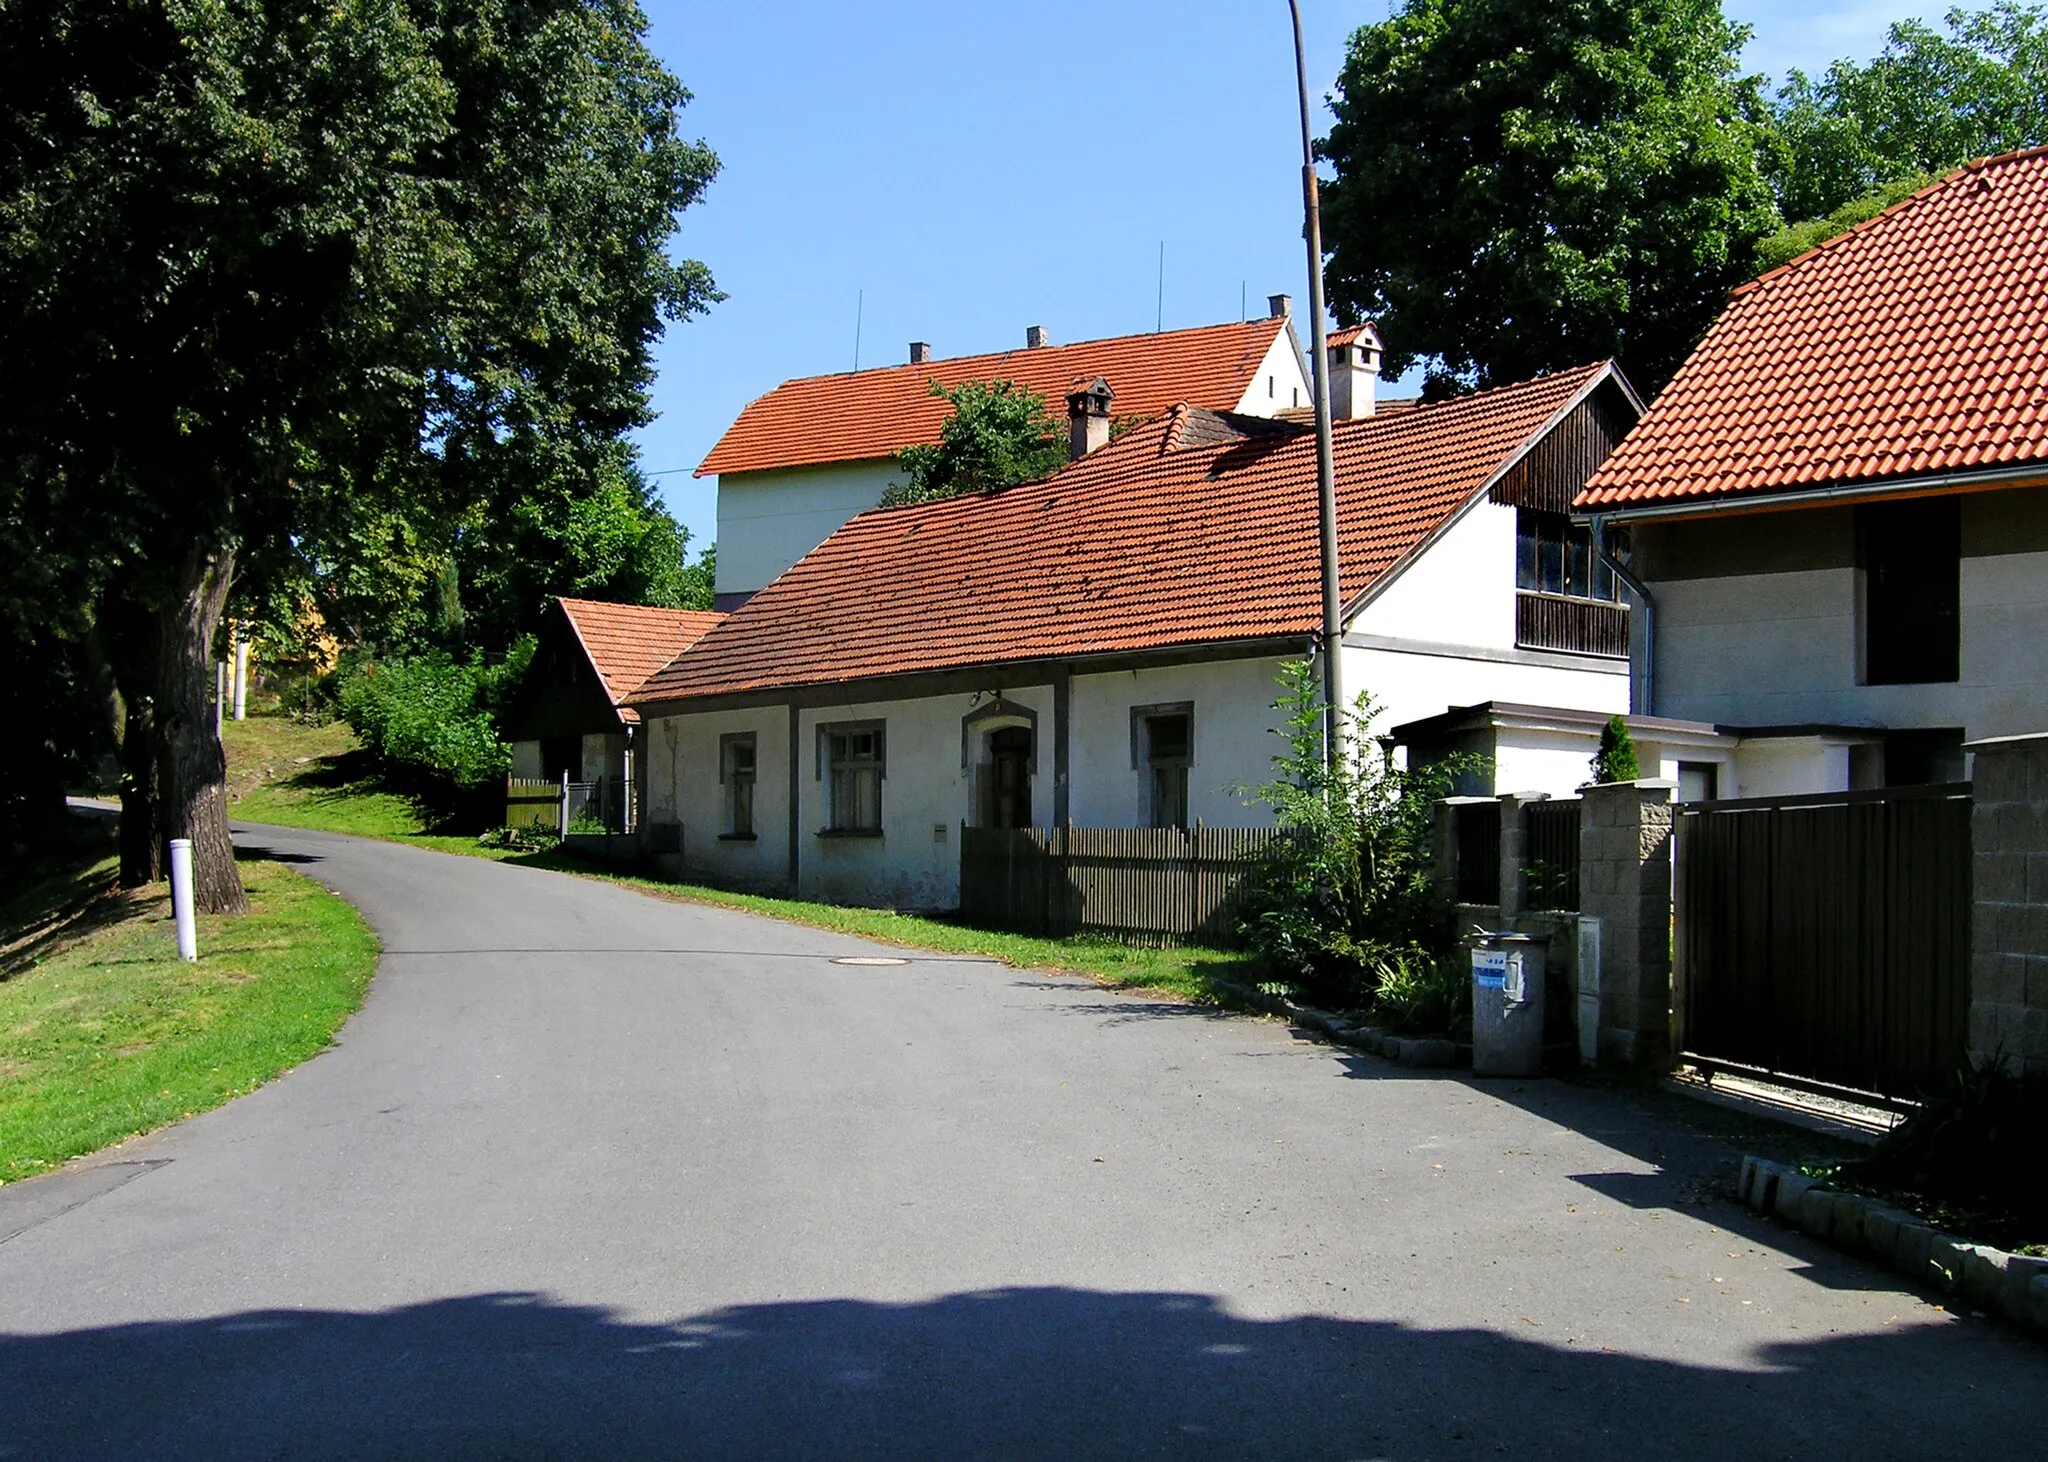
0;851;380;1183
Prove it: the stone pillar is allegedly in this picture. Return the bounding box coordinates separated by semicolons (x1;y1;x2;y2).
1965;733;2048;1077
1578;779;1677;1067
1496;792;1548;918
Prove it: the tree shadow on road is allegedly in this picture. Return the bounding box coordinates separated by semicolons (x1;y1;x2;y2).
3;1284;2041;1460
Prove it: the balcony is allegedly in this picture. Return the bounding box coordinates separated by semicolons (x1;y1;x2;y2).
1515;591;1629;658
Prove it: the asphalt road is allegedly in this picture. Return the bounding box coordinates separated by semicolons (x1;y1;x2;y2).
3;824;2044;1459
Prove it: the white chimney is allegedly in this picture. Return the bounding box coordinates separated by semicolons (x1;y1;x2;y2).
1329;323;1385;421
909;341;931;365
1066;376;1114;459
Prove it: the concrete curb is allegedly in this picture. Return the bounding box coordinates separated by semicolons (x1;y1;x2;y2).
1207;982;1466;1070
1738;1155;2048;1339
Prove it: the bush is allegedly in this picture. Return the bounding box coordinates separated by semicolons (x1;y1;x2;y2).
1236;660;1464;1009
1369;947;1473;1038
477;825;561;853
337;638;534;789
1844;1061;2048;1240
1589;714;1640;785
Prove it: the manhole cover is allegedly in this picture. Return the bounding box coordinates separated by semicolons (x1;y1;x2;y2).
831;956;911;967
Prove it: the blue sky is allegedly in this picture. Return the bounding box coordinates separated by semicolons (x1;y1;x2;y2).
633;1;1924;552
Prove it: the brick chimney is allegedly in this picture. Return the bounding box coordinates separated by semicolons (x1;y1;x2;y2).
1026;325;1050;349
1066;376;1114;459
909;341;931;365
1268;293;1292;320
1329;323;1385;421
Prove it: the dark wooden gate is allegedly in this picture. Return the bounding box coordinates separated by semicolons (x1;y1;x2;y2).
1674;783;1972;1103
959;826;1279;946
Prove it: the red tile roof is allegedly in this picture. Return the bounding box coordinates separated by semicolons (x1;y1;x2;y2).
555;599;724;722
634;364;1614;705
697;319;1294;477
1581;148;2048;512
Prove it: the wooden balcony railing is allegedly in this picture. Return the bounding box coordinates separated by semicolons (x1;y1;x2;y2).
1515;591;1629;658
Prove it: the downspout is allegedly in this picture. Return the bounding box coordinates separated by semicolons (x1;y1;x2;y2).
1593;516;1655;716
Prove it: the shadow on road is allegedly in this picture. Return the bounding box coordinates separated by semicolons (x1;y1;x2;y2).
3;1284;2039;1459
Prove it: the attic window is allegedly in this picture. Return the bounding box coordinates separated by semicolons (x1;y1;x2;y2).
1516;509;1617;602
1861;499;1959;685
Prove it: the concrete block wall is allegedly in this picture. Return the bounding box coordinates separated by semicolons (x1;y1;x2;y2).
1966;732;2048;1077
1577;780;1676;1068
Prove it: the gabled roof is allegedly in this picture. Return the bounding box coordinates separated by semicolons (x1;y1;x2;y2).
697;318;1294;477
554;598;724;722
1580;147;2048;514
634;363;1616;706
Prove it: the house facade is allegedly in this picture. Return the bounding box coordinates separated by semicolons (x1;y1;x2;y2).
504;598;724;830
630;360;1643;909
1579;148;2048;793
695;304;1322;610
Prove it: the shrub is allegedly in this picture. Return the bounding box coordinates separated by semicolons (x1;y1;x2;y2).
1369;947;1474;1038
1589;714;1640;784
337;638;534;789
1845;1060;2048;1237
1235;659;1463;1009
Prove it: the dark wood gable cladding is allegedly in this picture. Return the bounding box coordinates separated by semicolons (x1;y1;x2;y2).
505;607;627;743
1488;379;1636;514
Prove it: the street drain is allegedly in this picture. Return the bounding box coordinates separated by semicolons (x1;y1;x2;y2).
831;956;912;967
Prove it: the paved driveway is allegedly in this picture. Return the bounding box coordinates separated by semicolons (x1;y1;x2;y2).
2;825;2043;1458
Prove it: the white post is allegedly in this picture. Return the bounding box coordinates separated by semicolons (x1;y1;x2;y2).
233;628;249;721
216;660;227;735
168;838;198;962
558;773;569;839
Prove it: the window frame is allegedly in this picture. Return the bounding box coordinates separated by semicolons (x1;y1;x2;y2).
718;732;758;840
816;720;886;837
1515;508;1619;603
1129;702;1194;829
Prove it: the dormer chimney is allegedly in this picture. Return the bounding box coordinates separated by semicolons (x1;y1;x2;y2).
909;341;931;365
1268;293;1292;320
1026;325;1050;349
1066;376;1114;460
1328;323;1385;421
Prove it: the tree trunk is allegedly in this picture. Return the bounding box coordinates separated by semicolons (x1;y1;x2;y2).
118;699;161;886
157;540;246;914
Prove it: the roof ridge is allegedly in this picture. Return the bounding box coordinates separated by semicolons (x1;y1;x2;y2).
1731;150;2042;300
765;316;1280;388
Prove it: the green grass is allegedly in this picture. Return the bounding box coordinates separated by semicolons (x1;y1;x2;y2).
220;708;1260;1003
0;853;380;1183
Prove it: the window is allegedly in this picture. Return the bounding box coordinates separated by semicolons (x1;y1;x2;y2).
1516;509;1618;601
1861;499;1960;685
820;722;884;834
1140;709;1192;828
719;733;756;838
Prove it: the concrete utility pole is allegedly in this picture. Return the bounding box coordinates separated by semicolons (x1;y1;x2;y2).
1289;0;1344;774
232;625;249;721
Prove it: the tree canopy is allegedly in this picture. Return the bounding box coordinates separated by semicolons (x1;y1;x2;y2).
881;381;1069;507
0;0;719;907
1320;0;1779;398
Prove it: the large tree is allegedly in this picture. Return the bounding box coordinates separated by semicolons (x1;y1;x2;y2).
1765;2;2048;224
1319;0;1779;397
0;0;718;908
880;380;1068;507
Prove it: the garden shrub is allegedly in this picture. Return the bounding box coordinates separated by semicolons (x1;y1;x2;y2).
337;637;534;790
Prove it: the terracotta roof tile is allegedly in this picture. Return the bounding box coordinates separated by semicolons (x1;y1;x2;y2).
697;319;1293;477
555;599;724;721
635;364;1611;705
1581;148;2048;511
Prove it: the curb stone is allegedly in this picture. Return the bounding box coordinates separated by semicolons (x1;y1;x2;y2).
1209;981;1467;1072
1740;1157;2047;1344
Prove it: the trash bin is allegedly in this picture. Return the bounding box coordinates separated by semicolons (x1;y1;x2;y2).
1467;931;1548;1077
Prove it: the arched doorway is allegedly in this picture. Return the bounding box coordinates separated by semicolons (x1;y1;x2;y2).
980;725;1034;829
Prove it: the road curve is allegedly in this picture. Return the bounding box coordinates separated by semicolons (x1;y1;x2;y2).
1;823;2042;1459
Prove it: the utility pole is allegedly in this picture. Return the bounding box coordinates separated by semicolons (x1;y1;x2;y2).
1289;0;1344;773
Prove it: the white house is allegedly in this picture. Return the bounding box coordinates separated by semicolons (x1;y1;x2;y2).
1577;148;2048;794
627;359;1644;908
695;303;1319;609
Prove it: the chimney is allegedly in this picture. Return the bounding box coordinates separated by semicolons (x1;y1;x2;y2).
1328;323;1385;421
909;341;931;365
1026;325;1050;349
1268;293;1292;320
1066;376;1114;459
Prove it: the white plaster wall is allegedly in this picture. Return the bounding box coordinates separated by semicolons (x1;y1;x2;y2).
791;684;1056;909
1068;657;1296;829
1352;499;1519;651
1651;543;2048;742
1490;733;1603;799
649;707;791;890
579;733;626;783
1339;642;1628;749
713;458;902;598
1232;328;1313;417
1732;740;1852;797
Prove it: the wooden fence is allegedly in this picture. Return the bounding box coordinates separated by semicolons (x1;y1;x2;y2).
1675;782;1972;1103
506;777;562;834
958;826;1283;946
